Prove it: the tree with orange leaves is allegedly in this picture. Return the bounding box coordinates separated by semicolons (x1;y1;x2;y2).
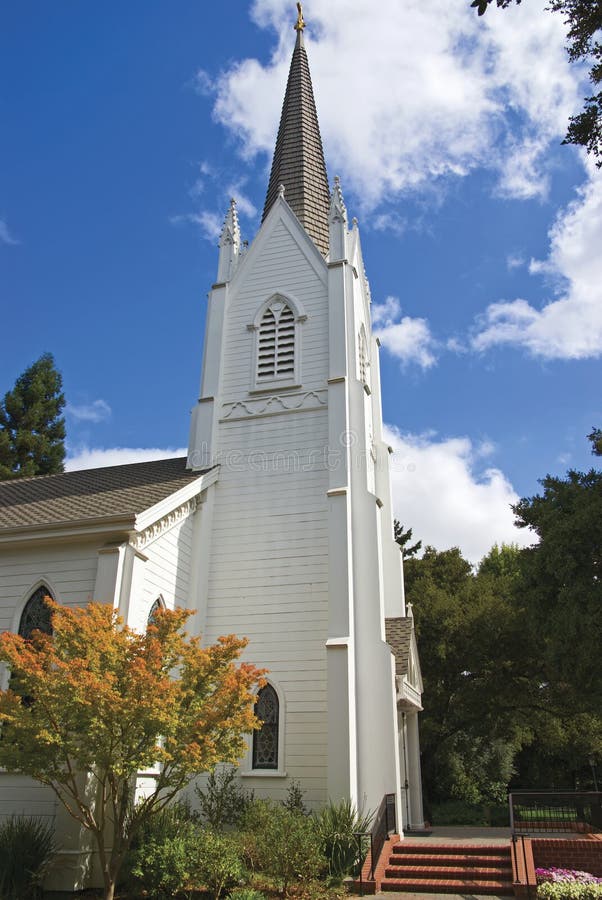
0;601;264;900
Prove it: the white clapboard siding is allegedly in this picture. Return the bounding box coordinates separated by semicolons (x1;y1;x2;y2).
0;773;57;823
0;543;100;633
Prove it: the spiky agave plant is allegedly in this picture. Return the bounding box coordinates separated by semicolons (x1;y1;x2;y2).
0;816;55;899
313;799;374;880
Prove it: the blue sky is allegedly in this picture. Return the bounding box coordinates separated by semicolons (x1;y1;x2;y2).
1;0;600;562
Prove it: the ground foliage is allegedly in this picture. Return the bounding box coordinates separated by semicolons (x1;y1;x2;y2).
240;801;325;895
470;0;602;165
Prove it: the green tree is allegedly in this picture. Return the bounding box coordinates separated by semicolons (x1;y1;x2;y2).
505;436;602;790
470;0;602;166
394;520;422;559
405;546;530;809
0;601;264;900
0;353;66;480
513;463;602;716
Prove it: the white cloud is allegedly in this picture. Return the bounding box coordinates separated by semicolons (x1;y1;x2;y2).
0;219;19;246
65;446;186;471
170;211;222;242
385;426;534;564
205;0;583;206
373;295;437;369
66;399;112;423
472;162;602;359
506;252;525;271
371;212;407;237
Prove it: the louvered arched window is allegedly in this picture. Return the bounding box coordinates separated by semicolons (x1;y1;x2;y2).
252;684;279;770
257;301;295;381
18;586;54;639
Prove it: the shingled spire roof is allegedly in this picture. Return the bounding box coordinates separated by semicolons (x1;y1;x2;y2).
262;6;330;256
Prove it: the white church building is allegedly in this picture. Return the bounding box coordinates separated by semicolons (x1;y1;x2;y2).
0;8;424;890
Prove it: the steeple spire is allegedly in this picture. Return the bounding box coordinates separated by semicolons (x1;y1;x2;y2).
262;5;330;256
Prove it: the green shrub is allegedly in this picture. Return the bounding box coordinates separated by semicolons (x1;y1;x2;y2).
0;816;55;900
241;800;325;895
128;832;194;898
538;883;602;900
125;802;197;898
313;799;374;879
196;766;254;830
191;828;245;900
228;890;267;900
282;780;308;816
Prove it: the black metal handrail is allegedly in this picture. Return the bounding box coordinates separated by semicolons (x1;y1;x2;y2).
509;791;602;834
356;793;397;895
511;834;533;900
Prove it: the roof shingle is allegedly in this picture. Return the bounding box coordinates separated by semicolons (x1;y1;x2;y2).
385;617;413;677
0;457;206;532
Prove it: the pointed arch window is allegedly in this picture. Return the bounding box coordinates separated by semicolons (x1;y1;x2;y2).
252;684;279;770
18;586;54;639
7;587;54;703
147;597;165;628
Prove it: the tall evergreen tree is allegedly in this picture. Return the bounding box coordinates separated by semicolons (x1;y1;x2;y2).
0;353;66;480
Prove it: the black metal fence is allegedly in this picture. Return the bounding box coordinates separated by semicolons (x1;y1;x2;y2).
509;791;602;834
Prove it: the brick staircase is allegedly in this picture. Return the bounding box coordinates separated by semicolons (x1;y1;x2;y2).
379;841;515;894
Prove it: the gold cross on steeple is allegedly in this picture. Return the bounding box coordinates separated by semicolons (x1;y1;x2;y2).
294;2;305;31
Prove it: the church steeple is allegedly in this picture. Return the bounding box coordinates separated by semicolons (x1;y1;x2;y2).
262;4;330;256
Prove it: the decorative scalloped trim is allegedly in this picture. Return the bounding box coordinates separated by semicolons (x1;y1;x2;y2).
221;389;327;421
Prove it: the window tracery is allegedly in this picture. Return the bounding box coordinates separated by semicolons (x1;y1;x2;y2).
252;684;279;769
147;597;164;627
18;586;54;639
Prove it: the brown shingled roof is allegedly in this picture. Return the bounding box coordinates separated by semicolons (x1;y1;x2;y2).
0;457;206;532
385;617;413;677
262;28;330;256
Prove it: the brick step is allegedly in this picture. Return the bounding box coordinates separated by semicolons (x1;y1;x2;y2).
393;842;511;856
380;877;514;895
388;853;512;867
385;864;513;880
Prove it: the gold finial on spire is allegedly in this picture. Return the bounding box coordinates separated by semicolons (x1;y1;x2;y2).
294;2;305;31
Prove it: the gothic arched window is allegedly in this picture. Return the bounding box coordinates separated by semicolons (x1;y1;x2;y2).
18;586;54;639
257;301;295;381
147;597;164;627
252;684;279;770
